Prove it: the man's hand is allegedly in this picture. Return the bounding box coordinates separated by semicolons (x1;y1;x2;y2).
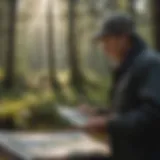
78;104;96;115
82;116;107;133
81;114;117;134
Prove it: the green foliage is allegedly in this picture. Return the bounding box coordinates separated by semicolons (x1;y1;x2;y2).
27;102;71;130
0;73;111;130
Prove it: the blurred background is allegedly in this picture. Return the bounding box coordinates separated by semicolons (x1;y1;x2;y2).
0;0;158;131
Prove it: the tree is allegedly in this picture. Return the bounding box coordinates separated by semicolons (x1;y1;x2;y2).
68;0;84;93
0;0;7;67
46;0;60;90
151;0;160;51
128;0;136;18
109;0;118;10
3;0;17;89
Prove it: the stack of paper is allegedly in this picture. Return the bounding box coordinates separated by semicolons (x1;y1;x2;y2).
57;106;89;127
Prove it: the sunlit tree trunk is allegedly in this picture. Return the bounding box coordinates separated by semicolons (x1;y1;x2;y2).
151;0;160;51
46;0;59;90
68;0;84;93
4;0;17;89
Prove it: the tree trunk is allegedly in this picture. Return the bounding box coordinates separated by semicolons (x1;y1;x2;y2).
3;0;17;89
128;0;136;18
110;0;118;10
68;0;84;93
46;0;59;90
151;0;160;51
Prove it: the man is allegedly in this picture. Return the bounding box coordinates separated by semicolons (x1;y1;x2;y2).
80;13;160;160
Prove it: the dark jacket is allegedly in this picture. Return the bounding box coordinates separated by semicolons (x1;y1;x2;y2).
108;35;160;160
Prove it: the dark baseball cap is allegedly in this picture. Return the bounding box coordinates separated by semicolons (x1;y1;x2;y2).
94;13;136;40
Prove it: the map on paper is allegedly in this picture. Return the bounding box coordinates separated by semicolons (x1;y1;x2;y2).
0;131;109;159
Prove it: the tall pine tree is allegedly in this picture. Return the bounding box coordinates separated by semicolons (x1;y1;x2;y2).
4;0;17;89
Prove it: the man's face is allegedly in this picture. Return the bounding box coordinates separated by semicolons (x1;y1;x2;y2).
99;35;128;63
